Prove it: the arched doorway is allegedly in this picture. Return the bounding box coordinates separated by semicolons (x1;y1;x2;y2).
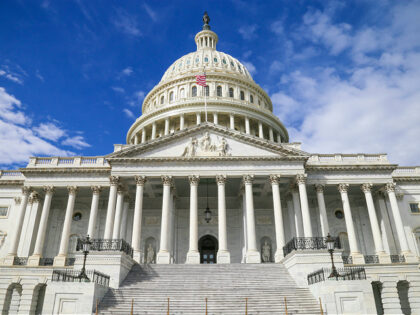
199;235;218;264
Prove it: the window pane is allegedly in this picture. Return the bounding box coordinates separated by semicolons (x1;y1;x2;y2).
192;86;197;97
205;86;209;96
229;88;234;98
217;86;222;97
410;203;420;213
0;207;8;216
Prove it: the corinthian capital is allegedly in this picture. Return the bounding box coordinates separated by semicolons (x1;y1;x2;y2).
296;174;307;185
161;175;173;186
14;197;21;205
338;183;349;193
134;175;147;186
315;184;324;193
21;186;32;195
67;186;78;195
269;175;280;185
216;175;226;185
361;183;373;193
242;175;254;185
188;175;200;185
43;185;55;194
109;176;120;186
385;182;396;193
29;192;40;204
91;186;102;194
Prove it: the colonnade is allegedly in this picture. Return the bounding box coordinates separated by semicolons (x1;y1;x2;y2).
4;174;416;266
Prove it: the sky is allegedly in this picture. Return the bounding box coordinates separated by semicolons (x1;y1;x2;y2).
0;0;420;169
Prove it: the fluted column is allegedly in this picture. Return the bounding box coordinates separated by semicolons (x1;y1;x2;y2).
291;185;304;237
315;184;329;237
132;176;146;263
180;114;185;130
157;176;172;264
269;128;274;141
120;200;129;239
28;186;54;266
361;184;390;263
230;114;235;129
6;186;31;262
385;183;415;261
258;122;264;139
151;122;156;139
243;175;261;263
381;277;401;314
296;175;312;237
104;176;119;239
87;186;101;238
164;118;170;135
216;175;230;263
196;112;201;125
54;186;78;266
213;112;218;125
338;184;364;264
270;175;285;262
141;129;146;143
112;187;125;239
186;175;200;264
245;117;250;134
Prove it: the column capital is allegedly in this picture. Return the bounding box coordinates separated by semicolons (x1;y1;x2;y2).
289;183;299;193
216;175;226;185
67;186;78;195
21;186;32;195
29;192;40;204
269;175;280;185
117;185;126;194
91;185;102;194
109;175;120;186
315;184;324;193
14;196;22;205
243;174;254;184
43;185;55;194
134;175;147;186
385;182;396;193
361;183;373;193
296;174;307;185
338;183;349;193
161;175;173;186
188;175;200;185
396;191;404;200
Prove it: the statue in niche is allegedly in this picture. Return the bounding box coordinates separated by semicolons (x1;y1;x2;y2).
146;243;155;264
262;240;271;263
182;137;198;157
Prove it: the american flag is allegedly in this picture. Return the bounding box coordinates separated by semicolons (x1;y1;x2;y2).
195;73;206;86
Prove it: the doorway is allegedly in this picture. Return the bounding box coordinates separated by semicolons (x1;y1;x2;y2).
199;235;218;264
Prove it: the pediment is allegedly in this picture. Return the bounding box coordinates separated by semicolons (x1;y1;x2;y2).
108;124;309;161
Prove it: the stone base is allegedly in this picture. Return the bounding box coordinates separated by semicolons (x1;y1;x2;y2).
246;250;261;263
2;255;15;266
378;252;391;264
402;251;418;263
53;255;66;267
27;255;41;266
186;251;200;264
217;250;231;264
274;250;284;263
133;250;143;264
351;252;365;264
156;250;171;264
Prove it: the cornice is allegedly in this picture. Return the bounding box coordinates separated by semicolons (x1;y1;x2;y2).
393;177;420;182
0;180;24;186
108;156;307;164
20;167;110;175
305;164;398;172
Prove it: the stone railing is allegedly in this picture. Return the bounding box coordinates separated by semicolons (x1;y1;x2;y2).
283;236;341;257
27;157;109;168
76;238;134;258
307;267;366;285
308;154;389;165
0;170;24;179
393;167;420;176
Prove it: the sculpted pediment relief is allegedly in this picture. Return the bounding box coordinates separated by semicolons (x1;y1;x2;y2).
182;132;231;157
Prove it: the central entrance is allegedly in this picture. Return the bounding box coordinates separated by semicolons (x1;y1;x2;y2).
198;235;218;264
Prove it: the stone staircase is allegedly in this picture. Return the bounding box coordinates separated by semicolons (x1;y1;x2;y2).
98;263;320;315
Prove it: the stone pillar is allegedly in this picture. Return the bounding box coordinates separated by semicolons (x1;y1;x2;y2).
286;197;297;238
241;187;248;263
270;175;285;262
277;134;281;143
134;135;139;145
120;200;129;239
186;175;200;264
296;175;313;237
213;112;218;125
381;277;402;314
243;175;261;263
245;117;250;134
164;118;169;135
141;129;146;143
132;176;146;263
385;183;415;262
28;186;54;266
258;122;264;139
180;114;185;130
230;114;235;129
103;176;119;239
216;175;230;263
112;187;125;239
338;184;364;264
5;186;31;263
196;112;201;125
269;128;274;141
407;275;420;314
315;184;329;237
361;183;390;263
291;186;304;237
87;186;101;238
157;176;172;264
151;122;156;140
54;186;78;266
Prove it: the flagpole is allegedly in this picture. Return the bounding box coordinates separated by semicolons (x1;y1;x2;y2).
204;67;207;122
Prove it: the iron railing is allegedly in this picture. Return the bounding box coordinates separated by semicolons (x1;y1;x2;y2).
390;255;406;263
13;257;27;265
76;238;133;257
364;255;379;264
308;267;366;285
52;269;110;287
342;255;353;264
283;236;341;256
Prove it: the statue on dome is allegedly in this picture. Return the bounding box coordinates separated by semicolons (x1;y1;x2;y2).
203;11;211;30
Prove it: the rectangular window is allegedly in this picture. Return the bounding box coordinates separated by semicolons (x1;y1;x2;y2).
409;203;420;213
0;206;9;217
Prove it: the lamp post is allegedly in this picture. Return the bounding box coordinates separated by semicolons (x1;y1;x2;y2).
326;233;339;279
204;179;212;223
78;235;92;281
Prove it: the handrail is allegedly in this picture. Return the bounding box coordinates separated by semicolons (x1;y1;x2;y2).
76;238;133;257
52;269;110;287
307;267;366;285
283;236;341;256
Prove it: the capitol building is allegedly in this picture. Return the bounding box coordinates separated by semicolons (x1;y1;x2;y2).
0;13;419;315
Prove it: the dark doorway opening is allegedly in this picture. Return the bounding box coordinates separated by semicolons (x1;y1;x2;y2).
199;235;218;264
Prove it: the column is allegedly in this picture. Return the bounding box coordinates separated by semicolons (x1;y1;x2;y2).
132;176;146;263
164;118;169;135
377;192;396;254
103;176;119;239
180;114;185;130
245;117;250;134
28;186;54;266
277;134;281;143
5;186;31;264
291;186;304;237
141;129;146;143
269;128;274;141
241;187;247;263
230;114;235;129
315;184;329;237
120;200;129;239
213;112;218;125
270;175;285;262
157;176;172;264
196;112;201;125
134;135;139;145
186;175;200;264
286;196;297;238
407;275;420;314
381;277;402;314
243;175;261;263
112;187;125;239
87;186;101;238
151;122;156;140
385;183;416;262
216;175;230;263
258;122;263;139
338;183;364;264
296;175;313;237
361;183;390;263
54;186;78;266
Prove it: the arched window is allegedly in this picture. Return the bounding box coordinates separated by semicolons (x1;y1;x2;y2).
229;88;234;98
204;56;209;63
192;86;197;97
160;96;164;104
217;86;222;97
240;91;245;100
250;95;254;103
169;91;174;102
205;86;209;96
180;88;185;98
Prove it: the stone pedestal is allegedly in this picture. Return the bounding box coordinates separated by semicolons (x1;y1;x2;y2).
217;250;231;264
378;252;392;264
274;250;284;263
246;250;261;263
156;251;171;264
53;255;67;267
186;251;200;264
402;251;418;263
351;252;366;265
2;255;15;266
27;255;41;266
133;250;143;264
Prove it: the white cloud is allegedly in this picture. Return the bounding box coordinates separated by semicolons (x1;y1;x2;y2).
0;87;28;125
34;122;66;141
270;20;284;36
123;108;135;119
0;69;23;84
121;67;133;76
241;61;257;75
62;136;90;149
113;10;142;37
143;3;157;22
238;24;258;40
112;86;125;93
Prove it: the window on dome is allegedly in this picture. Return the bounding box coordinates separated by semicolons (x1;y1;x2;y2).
229;88;234;98
222;59;227;64
204;57;209;63
214;57;218;63
230;61;235;67
160;96;164;104
240;91;245;100
250;95;254;103
180;88;185;98
179;62;182;68
192;86;197;97
186;59;190;65
169;92;174;102
195;57;199;63
238;64;242;73
205;86;209;96
217;86;222;97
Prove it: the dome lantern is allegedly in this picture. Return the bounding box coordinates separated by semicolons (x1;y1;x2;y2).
195;12;218;51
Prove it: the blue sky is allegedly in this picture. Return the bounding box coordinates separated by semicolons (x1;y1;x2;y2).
1;0;420;169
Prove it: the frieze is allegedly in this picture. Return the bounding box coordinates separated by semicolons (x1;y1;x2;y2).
182;132;231;157
145;216;160;226
256;215;272;225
